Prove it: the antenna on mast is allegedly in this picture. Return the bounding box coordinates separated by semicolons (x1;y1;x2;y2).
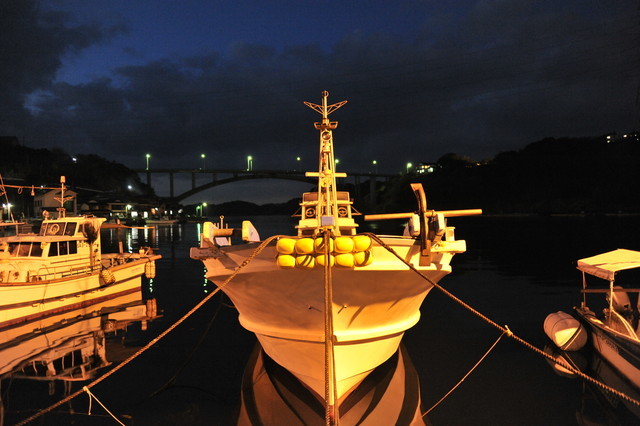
304;91;347;130
54;176;73;218
303;91;348;235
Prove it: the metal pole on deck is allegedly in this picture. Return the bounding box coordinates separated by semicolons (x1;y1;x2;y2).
323;230;338;425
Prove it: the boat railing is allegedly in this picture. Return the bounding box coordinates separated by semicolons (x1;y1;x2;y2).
364;209;483;221
34;263;100;282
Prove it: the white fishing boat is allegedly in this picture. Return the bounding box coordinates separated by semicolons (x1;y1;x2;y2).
0;177;161;329
190;91;481;412
573;249;640;389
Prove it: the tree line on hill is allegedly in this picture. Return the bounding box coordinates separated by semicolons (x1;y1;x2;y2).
3;133;639;216
0;137;152;195
370;134;640;215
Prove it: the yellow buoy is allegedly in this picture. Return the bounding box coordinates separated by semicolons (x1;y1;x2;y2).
334;236;354;253
314;237;334;254
354;250;373;267
144;261;156;279
276;254;296;269
335;253;355;268
353;235;372;252
315;254;335;267
276;238;296;255
295;238;315;255
296;254;315;268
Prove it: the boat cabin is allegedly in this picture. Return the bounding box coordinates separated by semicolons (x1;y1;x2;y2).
0;216;105;283
295;191;359;236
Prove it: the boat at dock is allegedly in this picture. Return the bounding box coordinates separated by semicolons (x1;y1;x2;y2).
190;91;481;413
546;249;640;390
0;177;161;330
574;249;640;389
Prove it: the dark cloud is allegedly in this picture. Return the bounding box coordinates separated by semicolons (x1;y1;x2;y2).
1;0;638;184
0;0;127;138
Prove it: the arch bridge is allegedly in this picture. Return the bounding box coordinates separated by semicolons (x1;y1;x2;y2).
135;168;395;203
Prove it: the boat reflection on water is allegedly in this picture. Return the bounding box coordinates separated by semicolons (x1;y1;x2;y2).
544;343;640;425
238;343;426;425
0;290;160;422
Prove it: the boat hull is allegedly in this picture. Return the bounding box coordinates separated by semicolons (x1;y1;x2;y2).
200;236;459;398
238;343;425;425
575;307;640;388
0;259;153;329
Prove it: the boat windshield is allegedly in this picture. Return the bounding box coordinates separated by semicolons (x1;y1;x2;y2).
40;222;77;237
7;242;44;257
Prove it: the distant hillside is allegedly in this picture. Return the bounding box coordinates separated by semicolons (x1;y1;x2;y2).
0;137;152;194
4;133;639;216
373;134;640;215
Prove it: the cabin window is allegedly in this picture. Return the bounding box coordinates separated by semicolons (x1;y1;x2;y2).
30;244;43;256
48;241;78;257
7;242;44;257
8;243;19;256
41;222;65;236
64;223;76;236
305;207;317;219
18;244;31;256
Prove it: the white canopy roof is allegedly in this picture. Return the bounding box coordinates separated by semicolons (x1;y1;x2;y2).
577;249;640;281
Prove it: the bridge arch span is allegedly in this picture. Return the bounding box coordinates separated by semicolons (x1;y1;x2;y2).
175;172;315;202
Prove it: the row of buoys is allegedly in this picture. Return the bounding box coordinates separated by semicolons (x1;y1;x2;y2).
275;235;374;269
145;261;156;279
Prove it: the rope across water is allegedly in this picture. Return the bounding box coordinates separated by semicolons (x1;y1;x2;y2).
362;232;640;412
17;231;640;424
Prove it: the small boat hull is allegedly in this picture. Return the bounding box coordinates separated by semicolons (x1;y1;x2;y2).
575;307;640;388
0;258;156;329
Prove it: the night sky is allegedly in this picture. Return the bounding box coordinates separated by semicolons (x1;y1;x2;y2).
2;1;638;203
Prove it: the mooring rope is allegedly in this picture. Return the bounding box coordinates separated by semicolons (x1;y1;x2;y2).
423;331;507;416
83;386;125;426
15;235;281;426
363;233;640;411
322;230;339;426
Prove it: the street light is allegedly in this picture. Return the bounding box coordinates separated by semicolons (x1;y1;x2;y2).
196;202;208;217
2;203;12;222
372;160;378;174
201;153;206;170
145;153;151;170
296;156;301;172
406;162;412;174
247;155;253;171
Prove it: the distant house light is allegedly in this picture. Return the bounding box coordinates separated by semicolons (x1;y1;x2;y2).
417;163;435;174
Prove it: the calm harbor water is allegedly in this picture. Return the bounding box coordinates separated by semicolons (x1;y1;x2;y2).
3;215;640;425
